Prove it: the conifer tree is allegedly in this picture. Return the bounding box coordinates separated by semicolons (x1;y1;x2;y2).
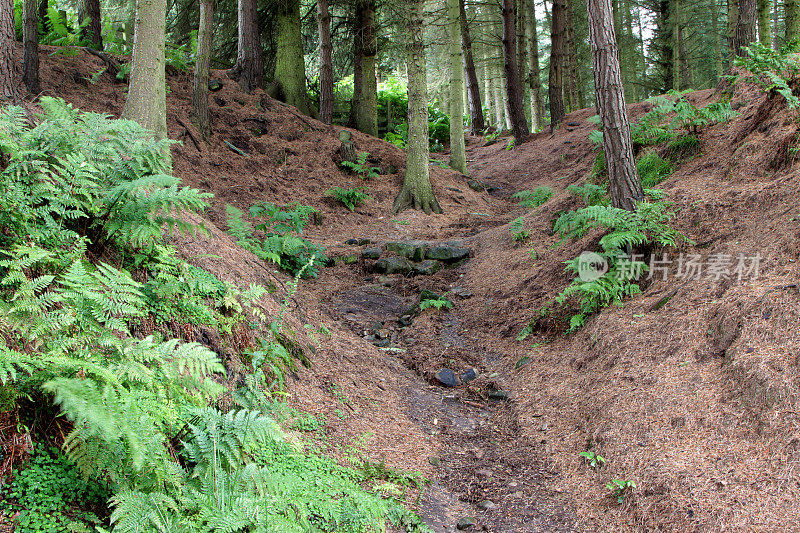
0;0;14;102
448;0;467;172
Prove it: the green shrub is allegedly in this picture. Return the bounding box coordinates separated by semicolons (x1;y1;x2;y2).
510;217;530;243
567;182;609;206
341;152;380;179
226;202;327;278
419;296;453;311
666;134;701;160
636;152;673;188
512;186;554;208
326;186;372;212
734;41;800;107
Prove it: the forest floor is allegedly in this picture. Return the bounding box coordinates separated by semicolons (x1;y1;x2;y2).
12;45;800;532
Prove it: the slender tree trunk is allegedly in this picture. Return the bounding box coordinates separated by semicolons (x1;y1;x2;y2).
735;0;757;54
393;0;442;215
447;0;467;172
773;0;780;48
586;0;643;211
23;0;40;94
502;0;530;144
787;0;800;40
483;48;494;128
549;0;567;131
565;0;580;110
672;0;681;91
758;0;772;43
191;0;213;138
78;0;103;48
317;0;333;124
493;64;505;128
712;0;723;78
230;0;263;92
460;0;485;133
728;0;740;56
275;0;312;116
123;0;167;141
526;0;543;130
516;0;528;118
0;0;16;102
350;0;377;135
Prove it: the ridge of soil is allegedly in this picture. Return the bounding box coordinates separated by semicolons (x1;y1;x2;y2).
11;45;800;531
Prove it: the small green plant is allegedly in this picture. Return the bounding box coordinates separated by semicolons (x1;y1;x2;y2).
606;479;636;504
326;186;372;211
636;151;673;188
419;296;453;311
510;217;530;243
512;186;554;208
484;131;501;142
505;138;516;150
341;151;381;179
579;450;606;468
734;41;800;108
567;182;609;206
666;134;701;160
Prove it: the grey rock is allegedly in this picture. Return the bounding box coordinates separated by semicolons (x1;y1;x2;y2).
342;255;359;265
413;260;442;276
371;338;390;348
373;256;412;275
398;315;413;327
425;243;470;262
456;517;476;530
467;179;485;191
435;368;460;387
362;247;382;259
450;286;473;298
460;368;478;383
386;240;428;261
476;468;493;478
488;389;510;401
345;238;359;245
357;238;371;246
477;500;497;511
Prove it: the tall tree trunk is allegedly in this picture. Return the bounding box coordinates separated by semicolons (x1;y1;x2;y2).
447;0;467;172
230;0;263;92
773;0;780;48
191;0;212;138
460;0;485;133
787;0;800;40
502;0;530;144
735;0;757;54
758;0;771;43
78;0;103;48
483;48;494;128
712;0;723;78
317;0;333;124
38;0;47;23
526;0;543;130
0;0;16;102
728;0;740;57
549;0;567;131
516;0;528;117
393;0;442;215
123;0;167;141
350;0;377;135
672;0;681;91
493;63;505;128
275;0;312;116
586;0;643;211
23;0;40;94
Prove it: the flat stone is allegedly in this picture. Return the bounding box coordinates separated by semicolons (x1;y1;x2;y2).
456;517;476;530
477;500;497;511
450;286;473;298
386;240;428;261
345;238;359;245
362;247;382;259
467;179;485;191
413;260;442;276
425;243;470;262
435;368;460;387
398;315;413;327
373;256;412;275
460;368;478;383
357;238;371;246
476;468;493;478
371;338;390;348
342;255;359;265
488;389;510;401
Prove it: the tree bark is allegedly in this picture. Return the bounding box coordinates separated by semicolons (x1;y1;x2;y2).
526;0;543;130
586;0;643;211
230;0;263;92
275;0;312;116
787;0;800;41
0;0;16;102
78;0;103;48
565;0;581;110
549;0;567;131
758;0;771;44
502;0;530;145
735;0;757;54
350;0;377;135
23;0;40;94
393;0;442;215
123;0;167;141
672;0;681;90
447;0;467;172
191;0;213;138
460;0;485;133
712;0;723;79
317;0;333;124
728;0;739;56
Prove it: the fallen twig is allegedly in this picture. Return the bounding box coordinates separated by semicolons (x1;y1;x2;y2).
176;117;202;152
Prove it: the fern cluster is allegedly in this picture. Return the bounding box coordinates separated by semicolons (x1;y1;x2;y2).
326;186;373;212
512;186;554;208
734;41;800;108
226;202;327;278
552;201;692;331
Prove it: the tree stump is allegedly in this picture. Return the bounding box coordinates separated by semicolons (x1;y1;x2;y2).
337;130;357;164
